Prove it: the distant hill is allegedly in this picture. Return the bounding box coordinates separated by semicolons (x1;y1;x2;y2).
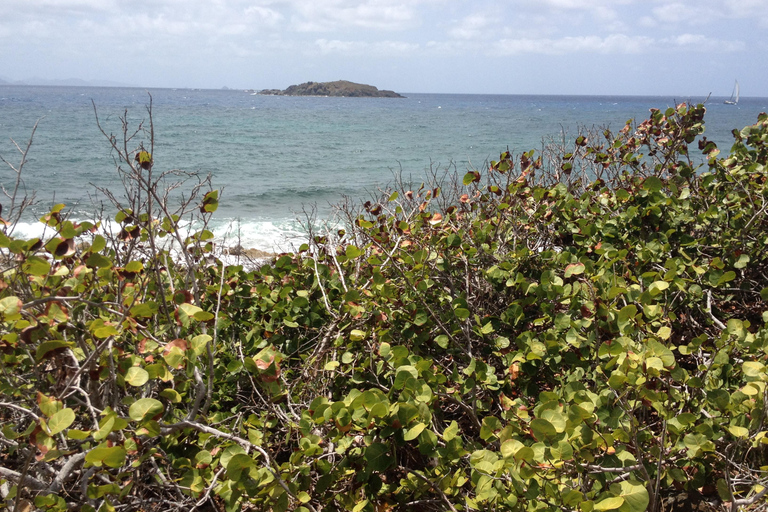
258;80;404;98
0;77;133;87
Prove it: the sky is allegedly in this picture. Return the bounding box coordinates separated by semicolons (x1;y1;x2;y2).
1;0;766;96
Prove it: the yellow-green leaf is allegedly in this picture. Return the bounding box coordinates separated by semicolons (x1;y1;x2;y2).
594;496;624;511
128;398;164;422
47;408;75;436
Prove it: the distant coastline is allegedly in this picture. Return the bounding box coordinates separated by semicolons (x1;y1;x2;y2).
0;76;134;88
255;80;404;98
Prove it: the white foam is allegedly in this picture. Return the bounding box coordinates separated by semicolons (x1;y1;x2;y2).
5;215;313;257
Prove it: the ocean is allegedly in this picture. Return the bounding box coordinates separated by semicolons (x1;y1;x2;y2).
1;86;766;253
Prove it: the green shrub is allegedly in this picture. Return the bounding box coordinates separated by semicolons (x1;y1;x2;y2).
1;102;768;512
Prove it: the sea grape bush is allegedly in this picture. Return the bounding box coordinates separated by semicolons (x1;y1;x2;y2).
1;103;768;512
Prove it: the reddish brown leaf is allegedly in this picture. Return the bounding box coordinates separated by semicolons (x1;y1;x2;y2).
254;355;274;371
509;363;520;382
162;339;188;356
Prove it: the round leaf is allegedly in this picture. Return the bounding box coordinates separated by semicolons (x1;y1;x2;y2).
618;480;650;512
594;496;624;511
124;367;149;387
129;398;164;422
47;408;76;436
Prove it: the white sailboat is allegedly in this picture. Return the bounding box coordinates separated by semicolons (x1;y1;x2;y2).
724;80;739;105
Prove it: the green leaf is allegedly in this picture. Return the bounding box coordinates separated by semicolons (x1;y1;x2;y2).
125;260;144;272
130;302;158;318
195;450;213;467
85;445;127;468
454;308;470;320
193;310;214;322
345;245;361;259
594;496;624;511
530;418;557;441
404;422;426;441
128;398;164;422
394;365;419;389
683;433;715;455
124;367;149;387
413;310;429;326
540;409;566;433
93;325;119;339
364;443;394;472
91;234;106;253
443;421;459;441
36;340;73;361
159;389;182;403
643;176;663;192
648;280;669;295
734;254;750;269
0;296;23;320
190;334;211;356
94;416;116;441
202;190;219;213
47;408;75;436
564;262;585;278
67;429;91;440
23;256;51;276
226;453;254;481
717;271;736;285
617;304;637;333
728;425;749;438
608;371;627;389
177;303;203;325
617;480;649;512
86;253;113;269
646;340;675;367
500;439;524;459
743;361;764;377
164;346;186;369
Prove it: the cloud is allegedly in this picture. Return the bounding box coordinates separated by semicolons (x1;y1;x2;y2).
314;38;419;56
650;2;720;25
448;14;493;40
489;32;743;56
291;1;418;32
244;6;284;26
493;34;652;55
0;0;764;93
665;33;745;52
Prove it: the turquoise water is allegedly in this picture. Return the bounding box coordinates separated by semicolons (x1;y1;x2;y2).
1;86;766;251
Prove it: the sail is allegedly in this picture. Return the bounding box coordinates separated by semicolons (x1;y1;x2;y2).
725;80;739;105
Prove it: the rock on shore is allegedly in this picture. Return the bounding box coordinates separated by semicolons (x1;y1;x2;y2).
258;80;404;98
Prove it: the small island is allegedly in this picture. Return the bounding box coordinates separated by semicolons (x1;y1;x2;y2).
257;80;404;98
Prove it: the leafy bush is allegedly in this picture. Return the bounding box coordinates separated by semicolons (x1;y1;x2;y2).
1;102;768;512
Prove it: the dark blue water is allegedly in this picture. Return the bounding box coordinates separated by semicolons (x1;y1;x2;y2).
1;86;766;251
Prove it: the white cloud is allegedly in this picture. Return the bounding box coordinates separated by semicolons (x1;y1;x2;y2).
650;2;720;25
490;32;744;56
244;6;284;25
493;34;653;55
314;38;418;56
448;14;493;40
0;0;764;93
292;1;417;32
665;33;745;52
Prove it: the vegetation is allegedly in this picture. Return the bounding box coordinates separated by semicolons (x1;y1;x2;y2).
1;102;768;512
258;80;404;98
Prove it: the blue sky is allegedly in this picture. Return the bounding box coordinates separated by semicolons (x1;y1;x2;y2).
1;0;766;96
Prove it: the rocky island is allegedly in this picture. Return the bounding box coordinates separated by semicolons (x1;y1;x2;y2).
258;80;404;98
